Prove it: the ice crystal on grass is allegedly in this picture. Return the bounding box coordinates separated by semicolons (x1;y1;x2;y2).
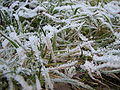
16;47;27;65
29;35;39;52
81;61;96;72
2;39;9;48
41;67;53;90
65;66;76;78
35;75;42;90
18;6;46;18
14;75;32;90
104;1;120;15
48;61;78;71
43;24;58;39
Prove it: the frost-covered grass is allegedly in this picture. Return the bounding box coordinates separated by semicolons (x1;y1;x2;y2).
0;0;120;90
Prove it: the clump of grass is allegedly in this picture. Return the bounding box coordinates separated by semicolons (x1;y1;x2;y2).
0;0;120;90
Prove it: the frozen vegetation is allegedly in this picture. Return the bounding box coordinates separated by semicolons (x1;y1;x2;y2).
0;0;120;90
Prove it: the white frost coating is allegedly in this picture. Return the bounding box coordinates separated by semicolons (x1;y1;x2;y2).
0;7;9;11
65;66;76;78
9;0;19;18
59;22;83;32
57;41;94;57
93;54;120;62
80;41;95;53
13;14;22;31
107;49;120;56
94;62;120;71
57;46;81;57
29;36;40;58
8;78;13;90
14;75;32;90
24;41;31;49
41;67;53;90
43;35;53;52
78;33;88;41
101;21;114;34
13;13;20;21
2;39;9;48
43;24;58;39
16;47;27;65
42;12;64;23
29;36;39;51
81;61;96;72
54;4;86;11
112;40;120;45
34;6;46;12
28;0;39;8
1;0;120;89
81;59;120;72
48;61;78;71
9;32;21;44
6;25;15;31
104;1;120;15
36;75;42;90
114;32;120;38
16;67;31;75
42;25;56;57
75;22;88;41
83;50;92;56
18;6;46;18
18;10;37;18
9;1;19;9
15;0;28;14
